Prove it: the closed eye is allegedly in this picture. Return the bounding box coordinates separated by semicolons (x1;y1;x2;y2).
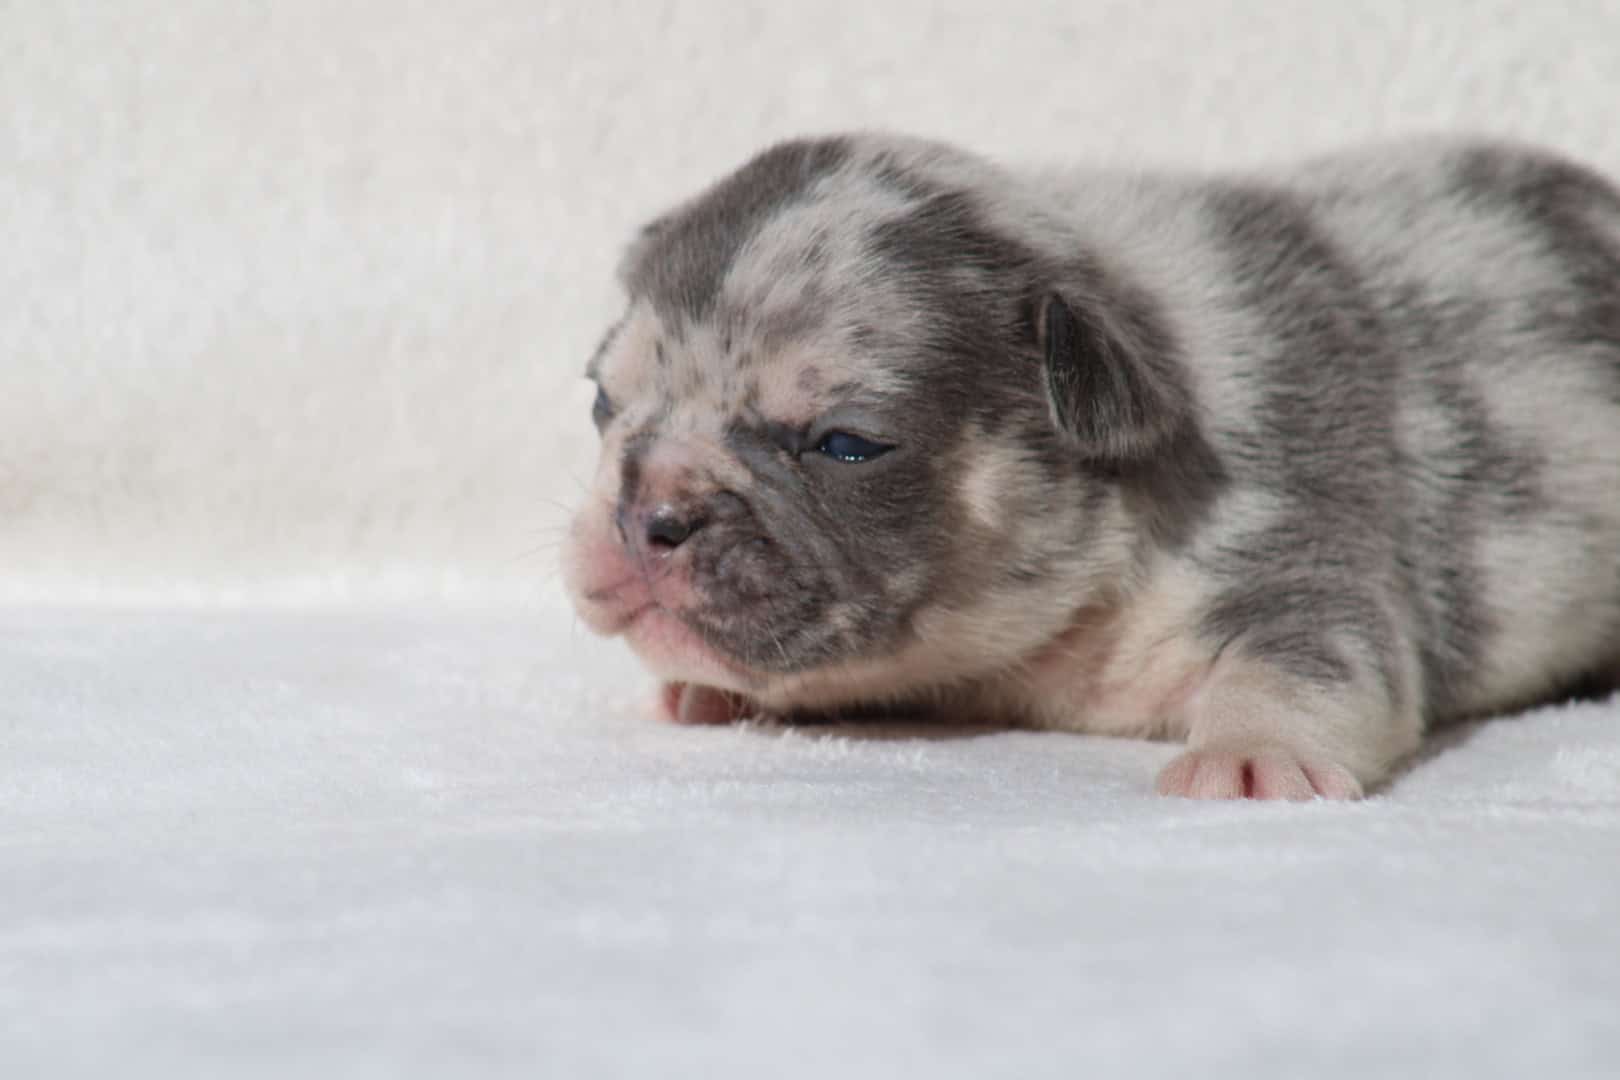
813;431;893;463
591;385;616;431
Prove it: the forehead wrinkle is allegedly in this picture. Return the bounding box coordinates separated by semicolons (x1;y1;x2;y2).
747;348;857;425
619;291;912;440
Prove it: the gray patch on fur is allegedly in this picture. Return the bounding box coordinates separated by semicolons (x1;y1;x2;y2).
1452;146;1620;403
1105;427;1228;554
1379;284;1546;714
1193;181;1405;696
620;138;855;322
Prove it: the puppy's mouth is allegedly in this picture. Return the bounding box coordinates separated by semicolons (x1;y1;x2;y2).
618;600;765;690
568;519;813;692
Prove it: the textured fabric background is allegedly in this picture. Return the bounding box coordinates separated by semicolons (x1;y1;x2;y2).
6;609;1619;1078
3;3;1619;1077
6;0;1620;602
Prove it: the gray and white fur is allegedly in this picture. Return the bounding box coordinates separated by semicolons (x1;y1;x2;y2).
563;134;1620;799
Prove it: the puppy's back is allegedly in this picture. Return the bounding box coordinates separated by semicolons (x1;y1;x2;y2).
1246;140;1620;717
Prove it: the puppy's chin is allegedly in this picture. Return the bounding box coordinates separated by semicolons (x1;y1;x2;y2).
621;606;764;694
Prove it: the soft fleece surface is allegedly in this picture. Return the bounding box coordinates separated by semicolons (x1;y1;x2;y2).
4;2;1620;1076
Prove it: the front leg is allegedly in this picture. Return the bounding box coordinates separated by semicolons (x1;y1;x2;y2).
1158;628;1423;801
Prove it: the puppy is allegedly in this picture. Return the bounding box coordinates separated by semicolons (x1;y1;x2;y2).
563;134;1620;800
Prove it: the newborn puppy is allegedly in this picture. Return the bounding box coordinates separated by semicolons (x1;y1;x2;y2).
564;134;1620;800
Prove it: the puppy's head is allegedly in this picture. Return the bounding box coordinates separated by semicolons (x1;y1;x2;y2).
563;136;1196;710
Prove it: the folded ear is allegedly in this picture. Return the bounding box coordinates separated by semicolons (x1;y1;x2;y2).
1037;289;1191;461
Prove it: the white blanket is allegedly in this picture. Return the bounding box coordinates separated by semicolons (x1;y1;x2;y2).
3;2;1618;1075
6;609;1617;1076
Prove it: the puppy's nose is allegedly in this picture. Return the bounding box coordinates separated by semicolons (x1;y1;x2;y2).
617;501;706;557
644;507;701;551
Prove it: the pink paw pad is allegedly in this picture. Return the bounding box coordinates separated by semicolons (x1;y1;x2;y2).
656;682;755;726
1156;746;1363;801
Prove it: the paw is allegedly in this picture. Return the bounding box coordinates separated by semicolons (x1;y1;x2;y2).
1156;744;1363;801
656;682;757;726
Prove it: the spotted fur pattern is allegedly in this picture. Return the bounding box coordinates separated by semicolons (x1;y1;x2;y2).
564;134;1620;798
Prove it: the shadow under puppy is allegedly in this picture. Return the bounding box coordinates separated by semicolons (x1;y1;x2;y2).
563;134;1620;800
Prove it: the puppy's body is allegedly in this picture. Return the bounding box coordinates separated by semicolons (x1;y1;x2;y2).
565;135;1620;799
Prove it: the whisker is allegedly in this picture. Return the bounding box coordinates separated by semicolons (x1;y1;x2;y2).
504;541;566;568
535;496;579;516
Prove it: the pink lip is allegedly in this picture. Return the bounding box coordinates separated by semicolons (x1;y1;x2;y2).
566;522;756;686
620;603;756;686
585;577;641;606
611;602;656;633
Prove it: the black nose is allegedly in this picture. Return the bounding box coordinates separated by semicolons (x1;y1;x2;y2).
644;508;700;550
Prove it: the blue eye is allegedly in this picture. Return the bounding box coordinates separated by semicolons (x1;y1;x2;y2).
814;431;893;463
